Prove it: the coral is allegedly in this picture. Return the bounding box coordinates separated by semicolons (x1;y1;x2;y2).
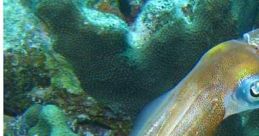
127;0;242;100
42;90;132;135
20;0;259;118
22;104;42;129
4;0;51;115
4;43;84;114
4;0;83;115
4;101;131;136
4;45;131;135
129;0;259;96
4;1;132;135
4;46;51;115
23;0;141;115
3;0;51;50
23;104;78;136
4;0;259;135
4;43;132;135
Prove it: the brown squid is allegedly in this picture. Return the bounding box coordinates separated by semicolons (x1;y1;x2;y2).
131;29;259;136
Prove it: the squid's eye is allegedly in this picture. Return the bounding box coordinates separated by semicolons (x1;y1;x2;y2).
250;81;259;97
235;75;259;105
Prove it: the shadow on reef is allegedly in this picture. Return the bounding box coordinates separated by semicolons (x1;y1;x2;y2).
20;0;259;118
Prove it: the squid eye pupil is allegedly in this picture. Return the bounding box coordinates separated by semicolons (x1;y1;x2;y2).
250;81;259;97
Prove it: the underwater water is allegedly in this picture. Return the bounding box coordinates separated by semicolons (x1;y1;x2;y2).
3;0;259;136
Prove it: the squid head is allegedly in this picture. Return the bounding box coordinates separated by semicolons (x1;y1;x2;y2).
131;29;259;136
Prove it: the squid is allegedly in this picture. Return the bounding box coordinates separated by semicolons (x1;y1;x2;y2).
131;29;259;136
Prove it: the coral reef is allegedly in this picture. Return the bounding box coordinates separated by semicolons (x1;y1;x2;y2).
23;0;259;117
4;45;51;115
3;0;51;50
4;41;84;115
3;36;132;136
4;0;259;135
5;104;78;136
4;0;132;135
22;0;142;115
4;45;132;135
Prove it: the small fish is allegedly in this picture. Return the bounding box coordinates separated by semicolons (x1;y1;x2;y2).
131;30;259;136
